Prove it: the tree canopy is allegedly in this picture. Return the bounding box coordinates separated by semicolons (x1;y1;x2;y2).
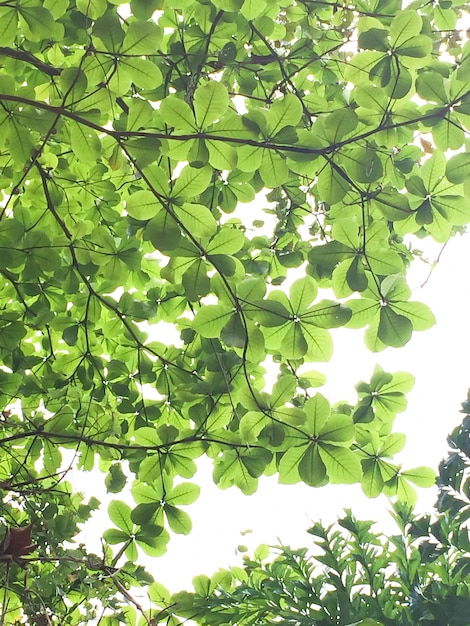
0;0;470;623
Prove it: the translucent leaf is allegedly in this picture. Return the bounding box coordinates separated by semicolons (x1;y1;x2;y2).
322;109;358;143
171;165;212;200
207;228;245;255
160;96;197;132
446;152;470;184
421;151;446;190
126;190;162;220
103;528;130;545
298;369;327;389
136;528;169;556
390;11;422;47
176;203;217;237
164;505;192;535
123;57;162;90
318;444;362;484
361;458;385;498
206;139;238;169
0;7;17;45
416;72;448;104
193;304;234;338
241;0;266;19
167;483;201;506
271;375;297;408
239;411;270;444
221;314;247;348
108;500;134;534
235;144;263;172
392;301;436;331
302;325;334;361
396;36;432;59
122;20;162;54
194;81;229;128
145;212;181;251
301;301;352;328
134;426;162;446
69;122;101;163
299;444;328;487
249;299;290;327
280;323;308;359
401;466;436;487
305;394;330;434
379;432;407;457
318;415;355;445
76;0;107;18
289;276;318;313
259;151;289;188
378;307;413;347
278;445;307;484
371;190;412;221
266;94;303;136
317;163;350;204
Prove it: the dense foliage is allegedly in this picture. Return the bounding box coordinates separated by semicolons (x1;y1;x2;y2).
0;0;469;622
174;402;470;626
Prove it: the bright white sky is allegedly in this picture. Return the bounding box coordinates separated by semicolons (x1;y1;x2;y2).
76;231;470;594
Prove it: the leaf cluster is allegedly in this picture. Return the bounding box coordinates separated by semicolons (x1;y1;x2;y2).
173;401;470;626
0;0;469;622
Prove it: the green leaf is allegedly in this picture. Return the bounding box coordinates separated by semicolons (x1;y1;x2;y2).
392;301;436;331
103;529;130;545
145;212;181;251
278;445;307;484
206;139;238;169
76;0;107;19
69;122;101;163
105;464;127;494
193;305;234;338
301;301;352;328
0;7;17;45
249;300;290;327
318;444;362;484
260;151;289;188
164;505;192;534
390;11;422;47
239;411;269;444
221;314;247;348
207;228;245;255
194;81;229;128
280;323;308;359
305;394;330;433
361;458;385;498
317;164;350;204
290;276;318;313
378;307;413;347
160;96;197;131
176;203;217;237
135;528;169;556
108;500;134;534
241;0;267;19
126;190;162;220
446;153;470;184
122;20;162;54
266;94;303;136
416;72;448;104
171;165;213;200
299;444;328;487
319;415;355;445
401;466;436;487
